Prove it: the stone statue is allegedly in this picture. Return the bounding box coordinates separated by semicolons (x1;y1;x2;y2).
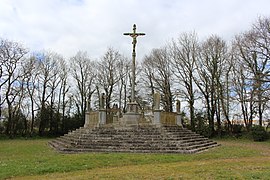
176;100;181;113
153;92;160;110
123;24;145;103
100;93;105;109
86;99;91;112
113;103;118;109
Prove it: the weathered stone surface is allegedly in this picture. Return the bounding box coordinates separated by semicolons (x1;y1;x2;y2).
49;125;220;154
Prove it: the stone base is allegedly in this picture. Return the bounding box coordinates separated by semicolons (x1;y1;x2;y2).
49;124;220;154
176;113;182;127
121;113;142;126
126;102;139;113
120;102;142;126
153;110;162;127
84;112;90;128
98;109;106;126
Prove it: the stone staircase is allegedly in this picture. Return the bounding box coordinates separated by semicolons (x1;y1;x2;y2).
49;125;220;154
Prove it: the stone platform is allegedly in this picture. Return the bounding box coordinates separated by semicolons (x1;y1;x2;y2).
49;124;220;154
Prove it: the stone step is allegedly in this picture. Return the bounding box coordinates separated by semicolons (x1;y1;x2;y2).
59;134;211;146
76;144;182;152
49;140;72;151
184;141;218;151
52;143;216;150
57;137;215;151
49;125;219;154
188;143;220;153
162;136;203;141
179;137;210;143
77;140;175;147
53;147;189;154
49;142;219;154
55;141;213;153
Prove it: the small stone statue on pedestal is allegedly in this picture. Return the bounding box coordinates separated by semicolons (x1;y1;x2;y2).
176;99;182;127
176;100;181;113
153;92;160;110
86;99;91;112
100;93;106;110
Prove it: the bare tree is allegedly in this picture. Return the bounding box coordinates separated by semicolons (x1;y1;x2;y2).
142;47;174;112
195;35;229;136
0;38;28;136
233;17;270;127
117;57;130;114
96;48;122;109
57;58;70;132
0;40;6;118
70;51;95;123
231;54;255;130
219;48;234;132
141;55;156;110
170;32;199;130
35;51;61;135
48;55;62;133
23;56;39;135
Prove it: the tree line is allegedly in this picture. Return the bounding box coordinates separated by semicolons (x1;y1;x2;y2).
1;17;269;137
142;17;270;137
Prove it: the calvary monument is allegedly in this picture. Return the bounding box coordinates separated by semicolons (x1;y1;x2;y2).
49;25;219;154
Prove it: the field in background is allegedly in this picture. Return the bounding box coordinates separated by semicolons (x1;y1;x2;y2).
0;138;269;179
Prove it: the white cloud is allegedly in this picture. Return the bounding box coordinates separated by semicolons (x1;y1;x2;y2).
0;0;270;60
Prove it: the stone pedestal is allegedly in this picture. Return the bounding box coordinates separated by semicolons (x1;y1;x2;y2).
84;112;90;128
153;110;162;127
176;113;182;127
126;102;139;113
99;109;106;126
121;102;141;126
113;115;118;123
121;113;141;126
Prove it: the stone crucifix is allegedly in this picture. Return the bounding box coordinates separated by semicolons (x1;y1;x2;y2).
123;24;145;103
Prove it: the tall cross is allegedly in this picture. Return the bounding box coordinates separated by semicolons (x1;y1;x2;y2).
123;24;145;103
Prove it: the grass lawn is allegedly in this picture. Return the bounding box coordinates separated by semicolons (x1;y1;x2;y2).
0;138;269;180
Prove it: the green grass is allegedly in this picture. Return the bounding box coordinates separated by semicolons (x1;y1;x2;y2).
0;138;269;179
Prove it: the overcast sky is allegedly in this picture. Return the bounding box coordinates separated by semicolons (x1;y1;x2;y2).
1;0;270;60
